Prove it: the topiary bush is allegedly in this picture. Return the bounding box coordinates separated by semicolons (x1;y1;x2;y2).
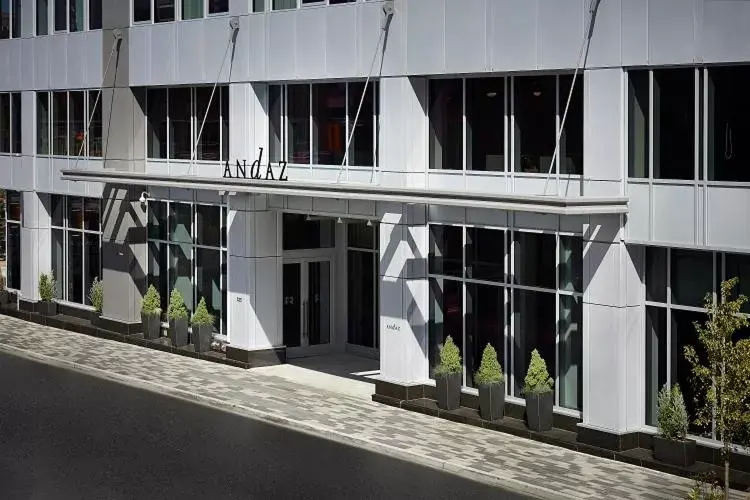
141;284;162;317
89;277;103;314
38;273;56;302
524;349;554;394
474;343;504;386
657;383;689;441
167;289;188;321
191;297;214;327
434;336;462;375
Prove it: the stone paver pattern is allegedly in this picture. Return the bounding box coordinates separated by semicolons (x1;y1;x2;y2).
0;315;699;500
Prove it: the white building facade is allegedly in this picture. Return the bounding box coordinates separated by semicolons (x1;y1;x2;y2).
1;0;750;454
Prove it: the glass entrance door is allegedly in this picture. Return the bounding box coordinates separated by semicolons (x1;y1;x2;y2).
283;259;332;357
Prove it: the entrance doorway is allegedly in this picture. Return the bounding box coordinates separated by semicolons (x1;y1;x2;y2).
283;258;334;358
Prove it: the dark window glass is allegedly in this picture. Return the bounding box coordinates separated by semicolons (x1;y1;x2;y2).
671;309;706;432
169;243;193;314
155;0;175;22
221;86;229;161
89;0;101;29
133;0;151;22
644;305;667;426
169;202;192;244
11;93;21;154
646;246;667;302
68;231;83;303
196;248;221;330
312;83;346;165
0;0;8;40
513;231;556;289
466;227;504;282
513;289;556;397
251;0;264;12
347;251;377;348
653;69;695;180
221;206;227;248
428;79;462;170
147;88;167;159
52;91;67;155
559;236;582;293
273;0;295;9
282;213;334;251
671;249;713;307
466;78;505;172
195;87;220;161
329;0;354;3
69;91;85;156
466;283;504;389
559;294;582;410
182;0;203;20
147;241;169;312
169;87;192;160
287;85;310;164
51;227;64;296
88;91;102;157
67;197;83;229
269;85;283;162
53;0;65;30
70;0;83;32
37;93;50;154
84;233;100;306
196;204;220;247
6;190;21;221
559;75;583;175
725;253;750;314
208;0;228;14
429;277;464;379
347;81;375;167
37;0;49;36
0;93;9;152
50;194;64;227
83;198;99;231
148;200;167;240
10;0;18;38
514;76;556;174
708;66;750;182
283;263;301;347
347;222;376;250
6;223;20;289
428;225;462;278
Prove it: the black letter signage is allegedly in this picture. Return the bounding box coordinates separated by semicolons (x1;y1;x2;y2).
223;147;288;182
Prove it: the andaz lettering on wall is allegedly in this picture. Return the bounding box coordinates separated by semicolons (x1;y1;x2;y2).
223;148;288;181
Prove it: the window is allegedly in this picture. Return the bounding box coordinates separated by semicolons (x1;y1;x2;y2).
47;0;99;33
428;79;462;171
1;0;20;39
207;0;228;14
182;0;203;19
428;224;583;409
251;0;264;11
708;66;750;182
0;93;21;154
269;81;378;167
69;0;83;32
147;199;227;334
5;191;22;290
133;0;226;23
155;0;175;22
89;0;101;29
37;0;49;35
628;71;649;178
133;0;151;22
146;86;229;162
273;0;296;9
50;195;102;305
347;222;379;349
38;91;103;158
466;78;505;172
282;213;334;251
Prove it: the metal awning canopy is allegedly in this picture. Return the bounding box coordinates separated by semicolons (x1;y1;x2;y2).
60;169;628;216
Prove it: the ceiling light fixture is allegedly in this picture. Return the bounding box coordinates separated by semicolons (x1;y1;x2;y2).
336;217;343;224
366;219;373;227
486;91;497;98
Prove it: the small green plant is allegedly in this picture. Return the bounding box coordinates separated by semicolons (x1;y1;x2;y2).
191;297;214;327
687;473;724;500
524;349;554;394
474;344;504;386
38;273;56;302
434;336;462;375
167;289;188;321
657;383;689;441
141;284;162;317
89;277;103;314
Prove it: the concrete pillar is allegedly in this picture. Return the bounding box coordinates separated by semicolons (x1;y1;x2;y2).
20;192;51;301
378;202;429;384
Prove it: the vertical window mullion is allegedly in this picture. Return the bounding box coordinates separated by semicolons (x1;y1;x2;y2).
308;83;313;170
694;68;700;182
510;77;515;176
504;77;509;174
283;85;287;161
461;225;467;387
554;232;560;406
555;75;561;176
166;87;170;159
648;70;654;180
665;248;671;387
344;83;349;167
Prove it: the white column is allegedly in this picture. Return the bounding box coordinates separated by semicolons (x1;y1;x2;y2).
20;192;51;301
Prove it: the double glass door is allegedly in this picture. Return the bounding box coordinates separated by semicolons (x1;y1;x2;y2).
283;259;332;357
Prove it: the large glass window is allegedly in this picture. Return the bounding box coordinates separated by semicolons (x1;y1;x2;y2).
37;0;49;35
49;195;102;306
155;0;175;23
347;222;379;349
69;0;83;32
628;71;650;178
428;224;584;410
466;78;505;172
89;0;101;29
0;0;9;39
515;76;557;174
87;91;102;157
282;213;334;251
37;93;50;154
54;0;66;30
182;0;203;19
133;0;151;22
52;92;68;155
1;0;20;39
428;79;463;171
654;69;696;180
270;81;379;167
169;87;191;160
38;91;102;158
0;93;20;154
5;191;22;290
708;66;750;182
147;199;227;333
133;0;226;23
69;91;85;156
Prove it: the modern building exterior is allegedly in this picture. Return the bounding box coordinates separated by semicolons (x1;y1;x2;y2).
1;0;750;452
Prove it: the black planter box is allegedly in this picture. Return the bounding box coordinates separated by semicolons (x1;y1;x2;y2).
169;317;189;347
526;391;553;432
38;301;57;317
653;435;696;466
192;324;213;353
0;290;9;306
141;313;161;340
435;372;462;411
478;383;505;421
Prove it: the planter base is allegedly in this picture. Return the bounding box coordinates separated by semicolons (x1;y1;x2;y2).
525;392;553;432
141;313;161;340
478;383;505;421
435;372;462;410
38;301;57;317
193;324;213;353
169;317;189;347
653;435;696;467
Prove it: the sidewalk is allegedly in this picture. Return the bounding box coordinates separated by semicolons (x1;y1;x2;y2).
0;315;697;500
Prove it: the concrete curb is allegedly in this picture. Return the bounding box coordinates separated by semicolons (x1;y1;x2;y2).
0;343;574;500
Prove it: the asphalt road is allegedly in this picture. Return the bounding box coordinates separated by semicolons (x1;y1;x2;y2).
0;352;533;500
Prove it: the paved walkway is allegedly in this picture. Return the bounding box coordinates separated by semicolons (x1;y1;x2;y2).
0;315;698;500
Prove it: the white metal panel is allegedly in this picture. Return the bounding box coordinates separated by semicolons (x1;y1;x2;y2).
706;186;750;251
49;35;68;90
253;255;281;347
700;0;750;64
625;182;650;242
362;0;402;76
35;157;52;192
33;37;51;90
586;0;622;68
20;39;35;89
620;0;649;66
325;5;357;77
295;8;326;79
538;0;585;70
489;0;537;71
203;16;234;83
584;68;623;182
405;0;445;75
149;24;176;85
267;12;296;80
176;21;205;83
67;33;88;89
652;183;695;245
647;0;696;66
8;39;23;90
444;0;487;74
14;156;34;191
228;255;252;348
85;30;103;89
128;27;150;86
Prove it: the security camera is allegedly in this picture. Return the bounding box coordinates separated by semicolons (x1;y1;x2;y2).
139;191;149;206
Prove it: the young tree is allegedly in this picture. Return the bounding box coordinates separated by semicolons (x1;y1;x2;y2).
685;278;750;498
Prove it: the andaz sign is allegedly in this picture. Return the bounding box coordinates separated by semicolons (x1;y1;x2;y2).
223;148;288;181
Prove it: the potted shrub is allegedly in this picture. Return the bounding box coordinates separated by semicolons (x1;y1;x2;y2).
653;384;696;466
38;273;57;316
167;289;189;347
88;277;103;323
140;285;162;340
0;273;9;306
434;336;462;411
191;297;214;353
524;349;554;432
474;343;505;421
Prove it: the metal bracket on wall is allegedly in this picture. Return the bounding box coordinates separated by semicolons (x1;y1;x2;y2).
229;16;240;31
112;28;123;41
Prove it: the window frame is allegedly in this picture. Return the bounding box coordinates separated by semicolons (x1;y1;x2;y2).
131;0;229;24
47;0;100;34
0;92;22;155
0;0;21;39
38;90;103;159
4;190;23;291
